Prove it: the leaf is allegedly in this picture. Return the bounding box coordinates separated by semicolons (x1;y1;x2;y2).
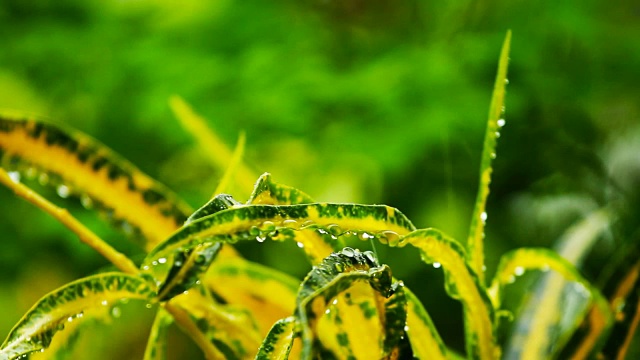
145;203;416;266
143;308;174;360
213;131;246;197
0;116;192;250
247;173;315;205
204;257;299;335
0;273;156;360
490;248;613;359
296;247;407;360
597;260;640;360
156;243;222;301
467;30;511;285
404;287;448;360
397;229;498;360
169;95;258;197
255;317;296;360
169;291;263;359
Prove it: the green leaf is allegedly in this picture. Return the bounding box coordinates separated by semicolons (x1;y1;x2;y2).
255;317;296;360
397;229;497;360
156;243;222;302
0;273;156;360
404;287;448;360
145;203;415;266
490;248;613;359
143;308;174;360
0;116;192;250
598;260;640;359
296;247;407;360
467;30;511;285
205;257;299;334
247;173;315;205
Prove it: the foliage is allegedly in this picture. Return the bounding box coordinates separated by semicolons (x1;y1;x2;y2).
1;31;639;359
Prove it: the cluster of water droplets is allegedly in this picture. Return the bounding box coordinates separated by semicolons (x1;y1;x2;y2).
231;219;408;248
2;163;142;238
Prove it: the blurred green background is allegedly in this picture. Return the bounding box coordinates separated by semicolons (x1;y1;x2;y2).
1;0;639;357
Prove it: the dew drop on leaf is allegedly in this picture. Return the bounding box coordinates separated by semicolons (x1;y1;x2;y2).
7;171;20;183
56;184;70;198
111;307;121;318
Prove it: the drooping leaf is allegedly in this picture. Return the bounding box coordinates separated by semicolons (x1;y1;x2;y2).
256;317;296;360
0;273;156;360
145;203;415;266
168;291;263;360
490;248;613;359
467;30;511;285
143;308;174;360
296;247;407;360
404;287;448;360
395;229;498;360
156;243;222;302
0;116;192;250
204;257;299;335
247;173;315;205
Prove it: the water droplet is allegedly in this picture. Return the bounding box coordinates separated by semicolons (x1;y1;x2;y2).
506;275;516;284
67;316;74;322
151;261;158;266
504;79;509;85
541;264;550;272
260;221;276;232
480;212;488;223
80;194;93;209
282;219;298;229
249;226;260;236
433;262;442;269
111;306;121;318
325;308;331;315
158;258;167;264
142;265;150;271
490;152;496;159
380;230;401;246
121;221;134;235
332;299;338;305
404;325;410;332
145;303;153;309
497;119;506;127
26;167;37;178
300;220;315;229
256;235;267;242
101;300;108;306
358;232;374;241
495;131;501;138
7;171;20;183
38;173;49;185
174;260;183;267
327;224;343;236
341;247;356;257
57;184;70;198
296;242;305;248
514;266;525;276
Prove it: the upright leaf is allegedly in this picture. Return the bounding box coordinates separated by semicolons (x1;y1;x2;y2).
467;31;511;285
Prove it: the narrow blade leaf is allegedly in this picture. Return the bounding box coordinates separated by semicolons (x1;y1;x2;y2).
0;273;156;360
0;116;192;250
467;30;511;284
